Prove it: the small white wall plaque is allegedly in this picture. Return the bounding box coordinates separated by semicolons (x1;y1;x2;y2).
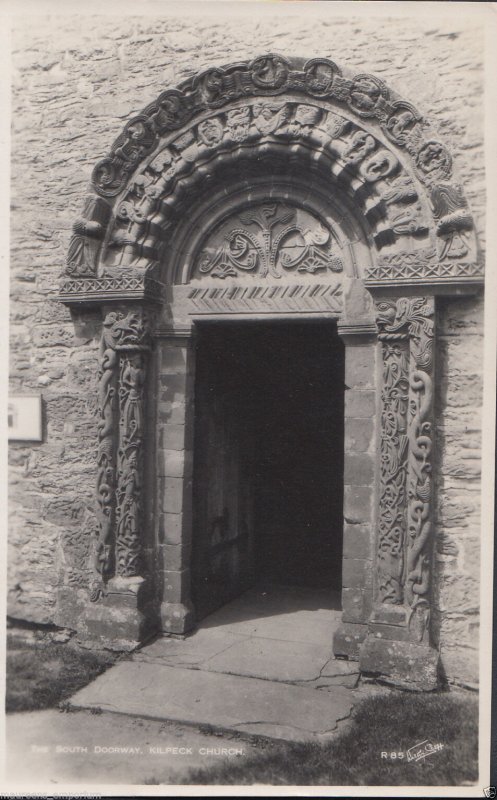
8;394;42;441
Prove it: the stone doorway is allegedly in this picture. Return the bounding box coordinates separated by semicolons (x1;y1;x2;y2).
191;321;345;622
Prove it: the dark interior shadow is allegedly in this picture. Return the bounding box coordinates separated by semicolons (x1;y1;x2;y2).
191;320;345;625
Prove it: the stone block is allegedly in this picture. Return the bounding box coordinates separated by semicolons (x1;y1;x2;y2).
359;636;439;690
342;523;373;559
344;389;376;418
159;423;186;451
158;399;186;424
342;557;372;589
343;485;373;524
342;588;373;623
160;543;191;571
162;568;192;604
440;646;479;688
345;344;376;389
344;418;374;453
160;601;195;635
332;622;367;660
158;513;185;546
344;453;374;485
160;345;188;375
32;323;75;348
160;371;188;396
160;476;188;515
77;581;159;651
158;448;185;478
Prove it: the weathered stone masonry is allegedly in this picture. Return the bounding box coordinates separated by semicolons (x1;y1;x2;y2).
9;14;484;688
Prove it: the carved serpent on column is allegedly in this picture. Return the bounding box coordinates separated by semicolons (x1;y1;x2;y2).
406;302;434;642
91;313;120;601
115;352;146;577
91;310;152;601
375;297;434;640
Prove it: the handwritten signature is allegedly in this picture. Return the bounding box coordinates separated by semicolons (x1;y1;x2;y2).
381;741;444;761
406;740;444;762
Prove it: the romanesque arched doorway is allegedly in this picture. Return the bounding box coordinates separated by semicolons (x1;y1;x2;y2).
59;55;482;689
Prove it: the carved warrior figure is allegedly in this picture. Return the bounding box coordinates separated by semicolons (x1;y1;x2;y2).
91;310;152;601
66;196;110;276
225;107;251;142
375;298;434;642
115;353;146;577
87;54;463;214
198;204;343;279
252;102;290;135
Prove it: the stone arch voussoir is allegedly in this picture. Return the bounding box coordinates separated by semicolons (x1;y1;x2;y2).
60;54;482;305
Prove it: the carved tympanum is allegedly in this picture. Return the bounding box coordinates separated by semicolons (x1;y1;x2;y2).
62;54;480;295
375;297;435;642
196;204;344;279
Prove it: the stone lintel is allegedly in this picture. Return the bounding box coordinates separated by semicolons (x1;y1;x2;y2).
155;325;194;339
359;636;439;690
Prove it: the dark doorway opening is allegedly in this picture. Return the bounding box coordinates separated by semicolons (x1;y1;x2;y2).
192;321;344;620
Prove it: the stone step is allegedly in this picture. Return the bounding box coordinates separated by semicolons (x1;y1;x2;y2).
69;661;355;743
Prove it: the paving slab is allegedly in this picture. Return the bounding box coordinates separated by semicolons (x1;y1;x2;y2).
199;586;342;645
134;628;247;666
202;636;332;682
6;709;264;786
69;661;355;742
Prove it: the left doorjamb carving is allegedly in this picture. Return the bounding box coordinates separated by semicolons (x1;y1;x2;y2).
91;307;153;601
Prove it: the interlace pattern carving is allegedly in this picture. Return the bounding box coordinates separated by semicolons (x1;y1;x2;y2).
115;352;147;577
375;297;435;641
90;310;152;600
198;204;343;279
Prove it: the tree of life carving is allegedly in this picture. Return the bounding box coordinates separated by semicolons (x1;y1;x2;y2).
197;204;344;279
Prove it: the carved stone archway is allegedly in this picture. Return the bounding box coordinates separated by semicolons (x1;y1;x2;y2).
60;55;483;689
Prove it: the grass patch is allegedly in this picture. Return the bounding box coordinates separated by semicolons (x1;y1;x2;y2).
6;628;120;712
183;691;478;786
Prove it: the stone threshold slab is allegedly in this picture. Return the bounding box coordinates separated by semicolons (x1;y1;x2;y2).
69;661;355;743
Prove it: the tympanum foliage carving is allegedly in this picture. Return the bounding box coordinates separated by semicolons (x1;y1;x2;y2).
197;204;343;279
375;297;435;642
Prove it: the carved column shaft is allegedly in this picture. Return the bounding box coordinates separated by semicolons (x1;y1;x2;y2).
91;308;152;599
374;296;435;643
115;347;148;577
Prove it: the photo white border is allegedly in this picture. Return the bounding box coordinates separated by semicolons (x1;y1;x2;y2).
1;1;495;796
